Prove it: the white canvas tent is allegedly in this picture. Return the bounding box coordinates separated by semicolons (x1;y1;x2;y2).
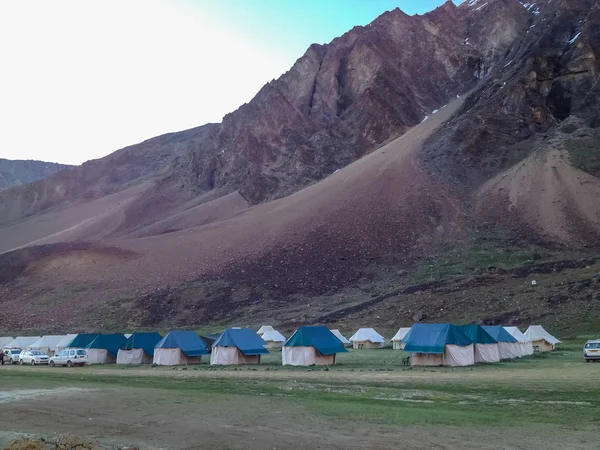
27;335;65;356
391;327;411;350
261;330;286;348
257;325;275;336
525;325;561;352
5;336;41;349
349;328;385;349
330;329;350;345
55;334;78;352
0;337;15;348
504;327;534;356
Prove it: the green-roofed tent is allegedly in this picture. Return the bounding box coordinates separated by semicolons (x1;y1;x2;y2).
482;325;521;359
68;334;127;364
210;328;268;365
283;326;348;366
457;324;500;363
403;323;474;367
117;332;163;365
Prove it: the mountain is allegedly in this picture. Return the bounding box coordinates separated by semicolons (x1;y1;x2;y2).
0;0;599;334
0;159;71;191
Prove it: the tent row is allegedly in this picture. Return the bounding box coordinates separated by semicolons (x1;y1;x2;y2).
398;324;560;367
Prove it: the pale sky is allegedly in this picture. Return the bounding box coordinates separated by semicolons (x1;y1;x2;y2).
0;1;462;165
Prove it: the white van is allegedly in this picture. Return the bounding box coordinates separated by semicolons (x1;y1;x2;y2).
584;340;600;362
49;348;88;367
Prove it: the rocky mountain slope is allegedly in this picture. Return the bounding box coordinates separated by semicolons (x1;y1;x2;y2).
0;159;71;191
0;0;599;333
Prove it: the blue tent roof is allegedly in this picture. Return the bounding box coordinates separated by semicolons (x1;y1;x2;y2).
213;328;269;355
403;324;472;354
121;332;163;356
457;325;497;344
155;331;209;357
68;334;127;357
482;326;518;343
284;326;348;356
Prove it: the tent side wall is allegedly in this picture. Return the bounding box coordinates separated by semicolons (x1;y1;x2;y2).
153;348;201;365
474;343;500;363
117;349;152;365
532;339;554;352
352;340;383;349
210;347;261;365
86;349;113;364
392;341;406;350
411;344;474;367
282;346;335;366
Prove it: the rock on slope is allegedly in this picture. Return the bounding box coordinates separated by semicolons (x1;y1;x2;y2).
0;159;71;191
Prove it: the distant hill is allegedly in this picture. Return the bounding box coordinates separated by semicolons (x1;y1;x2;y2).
0;159;72;190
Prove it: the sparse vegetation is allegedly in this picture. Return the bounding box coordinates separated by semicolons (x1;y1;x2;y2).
566;135;600;178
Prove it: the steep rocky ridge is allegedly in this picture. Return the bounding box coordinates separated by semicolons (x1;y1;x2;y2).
0;159;71;191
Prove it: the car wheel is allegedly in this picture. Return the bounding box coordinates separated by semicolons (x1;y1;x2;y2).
49;361;55;367
66;360;73;368
31;360;35;366
19;359;23;365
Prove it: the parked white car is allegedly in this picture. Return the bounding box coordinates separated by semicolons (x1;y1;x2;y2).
19;349;49;365
2;349;22;364
584;340;600;362
49;348;88;367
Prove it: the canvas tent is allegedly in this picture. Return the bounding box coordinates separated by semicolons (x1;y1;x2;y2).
330;329;350;346
391;327;412;350
153;331;209;365
68;333;127;364
504;326;534;356
457;325;500;363
0;337;15;348
27;335;65;356
524;325;561;352
117;332;163;364
210;328;268;365
55;334;78;352
482;326;521;359
261;330;286;348
257;325;275;336
5;336;41;349
349;328;385;349
283;326;348;366
404;323;474;367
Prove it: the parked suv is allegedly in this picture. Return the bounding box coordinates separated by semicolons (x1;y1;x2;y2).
584;340;600;362
19;349;49;365
49;348;88;367
2;349;22;364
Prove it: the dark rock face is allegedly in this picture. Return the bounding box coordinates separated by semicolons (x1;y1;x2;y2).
0;159;71;191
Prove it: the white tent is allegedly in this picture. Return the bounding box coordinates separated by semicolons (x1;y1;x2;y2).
391;327;411;350
27;335;65;356
257;325;275;336
55;334;78;352
0;337;15;348
504;327;534;356
5;336;41;349
261;330;286;348
525;325;561;352
349;328;385;349
330;329;350;345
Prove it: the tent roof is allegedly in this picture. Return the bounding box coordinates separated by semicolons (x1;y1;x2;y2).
55;334;78;349
503;327;528;343
5;336;41;349
27;336;65;351
67;334;100;349
121;332;163;356
285;326;348;356
391;327;412;342
81;334;127;357
257;325;275;335
457;325;497;344
404;324;472;354
330;329;350;344
155;331;209;356
482;326;518;343
524;325;561;345
349;328;385;343
0;337;15;347
214;328;269;355
261;330;286;342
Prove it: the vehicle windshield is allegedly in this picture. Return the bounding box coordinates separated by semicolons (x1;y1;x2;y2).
10;350;20;354
585;342;600;349
31;350;44;355
77;350;87;355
